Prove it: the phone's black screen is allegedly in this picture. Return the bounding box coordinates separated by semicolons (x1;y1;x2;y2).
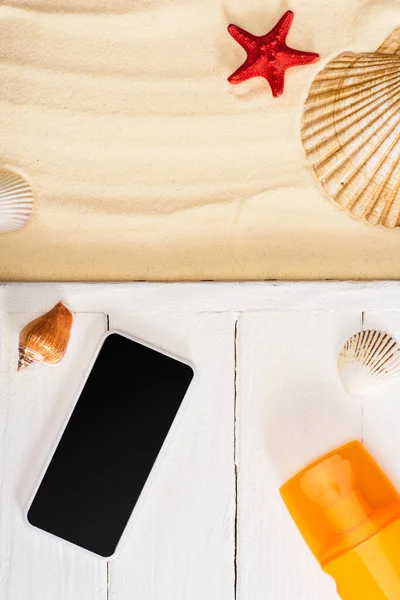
27;333;194;557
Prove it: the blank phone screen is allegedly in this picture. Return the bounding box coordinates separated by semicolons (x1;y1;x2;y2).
27;332;194;557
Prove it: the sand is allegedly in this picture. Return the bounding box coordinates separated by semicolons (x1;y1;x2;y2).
0;0;399;280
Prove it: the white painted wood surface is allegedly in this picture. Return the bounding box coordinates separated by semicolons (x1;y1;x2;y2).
0;312;107;600
1;283;400;600
236;312;362;600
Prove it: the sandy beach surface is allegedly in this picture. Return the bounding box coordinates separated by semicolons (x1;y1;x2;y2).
0;0;399;280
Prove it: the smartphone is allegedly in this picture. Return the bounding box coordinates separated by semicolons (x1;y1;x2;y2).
27;331;194;559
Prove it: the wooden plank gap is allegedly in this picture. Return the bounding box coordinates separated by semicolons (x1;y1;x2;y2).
233;317;239;600
361;310;365;444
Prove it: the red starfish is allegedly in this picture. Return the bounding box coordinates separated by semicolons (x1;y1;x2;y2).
227;10;319;98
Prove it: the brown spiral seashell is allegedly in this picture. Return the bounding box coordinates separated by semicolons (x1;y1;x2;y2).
18;302;74;371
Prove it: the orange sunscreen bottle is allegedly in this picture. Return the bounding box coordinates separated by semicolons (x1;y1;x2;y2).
280;441;400;600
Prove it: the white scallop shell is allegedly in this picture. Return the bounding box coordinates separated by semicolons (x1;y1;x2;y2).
0;168;33;233
338;329;400;395
302;28;400;228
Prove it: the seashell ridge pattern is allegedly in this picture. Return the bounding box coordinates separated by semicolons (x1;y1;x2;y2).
302;28;400;228
338;329;400;395
0;168;33;233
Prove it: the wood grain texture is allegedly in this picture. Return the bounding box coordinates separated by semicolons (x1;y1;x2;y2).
0;311;107;599
236;312;363;599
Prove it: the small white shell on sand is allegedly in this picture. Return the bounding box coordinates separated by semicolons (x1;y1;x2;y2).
0;168;33;233
338;329;400;395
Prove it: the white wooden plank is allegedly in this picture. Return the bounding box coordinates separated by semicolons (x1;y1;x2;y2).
0;311;107;600
1;284;400;600
2;281;400;314
361;312;400;488
236;312;363;600
107;312;235;600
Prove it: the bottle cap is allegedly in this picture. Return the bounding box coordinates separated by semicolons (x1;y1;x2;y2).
280;441;400;566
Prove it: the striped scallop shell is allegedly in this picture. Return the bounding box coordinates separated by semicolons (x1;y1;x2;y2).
338;329;400;395
0;168;33;233
302;29;400;228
